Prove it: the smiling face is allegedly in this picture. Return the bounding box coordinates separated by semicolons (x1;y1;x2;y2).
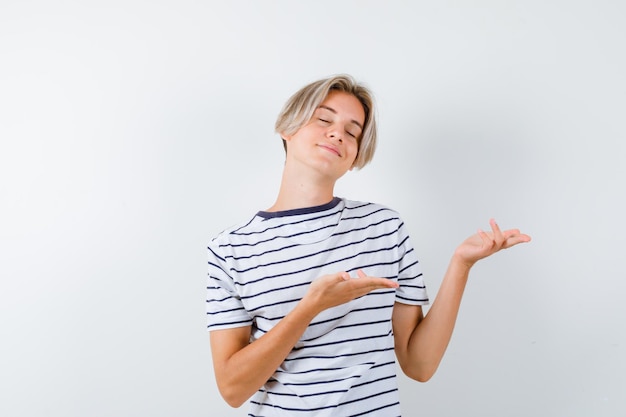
275;74;378;170
282;90;366;181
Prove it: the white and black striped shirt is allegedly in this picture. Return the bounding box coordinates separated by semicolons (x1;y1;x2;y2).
207;197;429;416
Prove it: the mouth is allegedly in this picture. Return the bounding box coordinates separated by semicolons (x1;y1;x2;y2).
318;144;341;157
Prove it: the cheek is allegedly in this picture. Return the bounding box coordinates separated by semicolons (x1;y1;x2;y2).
348;140;359;157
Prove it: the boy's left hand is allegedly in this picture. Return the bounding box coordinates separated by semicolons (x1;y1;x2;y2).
454;219;531;268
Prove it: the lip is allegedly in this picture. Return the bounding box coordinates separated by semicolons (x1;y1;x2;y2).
317;143;341;157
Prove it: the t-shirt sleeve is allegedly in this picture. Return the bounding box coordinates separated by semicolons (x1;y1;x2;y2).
206;240;253;331
394;219;429;306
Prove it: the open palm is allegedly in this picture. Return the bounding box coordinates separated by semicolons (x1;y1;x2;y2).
454;219;531;267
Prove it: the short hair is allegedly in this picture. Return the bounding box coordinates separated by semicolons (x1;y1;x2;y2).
274;74;377;169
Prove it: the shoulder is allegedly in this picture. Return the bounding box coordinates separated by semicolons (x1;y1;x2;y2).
341;198;402;218
207;213;261;251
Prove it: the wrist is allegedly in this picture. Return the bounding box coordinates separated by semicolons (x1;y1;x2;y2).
294;295;322;322
450;252;475;272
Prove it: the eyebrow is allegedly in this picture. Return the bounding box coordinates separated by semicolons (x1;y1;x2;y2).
317;105;364;130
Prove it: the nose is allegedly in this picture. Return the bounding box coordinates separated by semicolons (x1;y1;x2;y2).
327;125;343;143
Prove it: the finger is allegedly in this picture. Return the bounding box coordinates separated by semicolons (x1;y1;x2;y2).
477;228;493;248
490;218;505;247
502;228;521;239
337;272;351;281
354;270;397;289
350;276;398;289
503;233;532;248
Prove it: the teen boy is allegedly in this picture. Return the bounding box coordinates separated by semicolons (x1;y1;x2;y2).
206;74;531;416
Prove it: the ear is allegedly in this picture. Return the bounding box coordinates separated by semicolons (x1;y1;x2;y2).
280;133;291;155
281;132;294;153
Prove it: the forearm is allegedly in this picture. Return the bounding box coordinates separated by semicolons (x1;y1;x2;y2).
212;299;319;407
402;255;471;381
395;219;530;381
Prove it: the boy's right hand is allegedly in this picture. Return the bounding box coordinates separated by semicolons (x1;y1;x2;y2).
302;269;399;314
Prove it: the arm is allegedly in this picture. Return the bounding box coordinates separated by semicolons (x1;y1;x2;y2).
392;219;531;382
210;271;399;408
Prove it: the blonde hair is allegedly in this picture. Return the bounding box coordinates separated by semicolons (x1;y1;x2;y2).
274;74;377;169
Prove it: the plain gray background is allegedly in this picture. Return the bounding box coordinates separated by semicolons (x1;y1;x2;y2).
1;1;625;416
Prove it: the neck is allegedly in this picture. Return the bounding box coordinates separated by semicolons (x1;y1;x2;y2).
266;162;337;212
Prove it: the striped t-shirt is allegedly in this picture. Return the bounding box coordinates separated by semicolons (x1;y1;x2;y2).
207;197;429;416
